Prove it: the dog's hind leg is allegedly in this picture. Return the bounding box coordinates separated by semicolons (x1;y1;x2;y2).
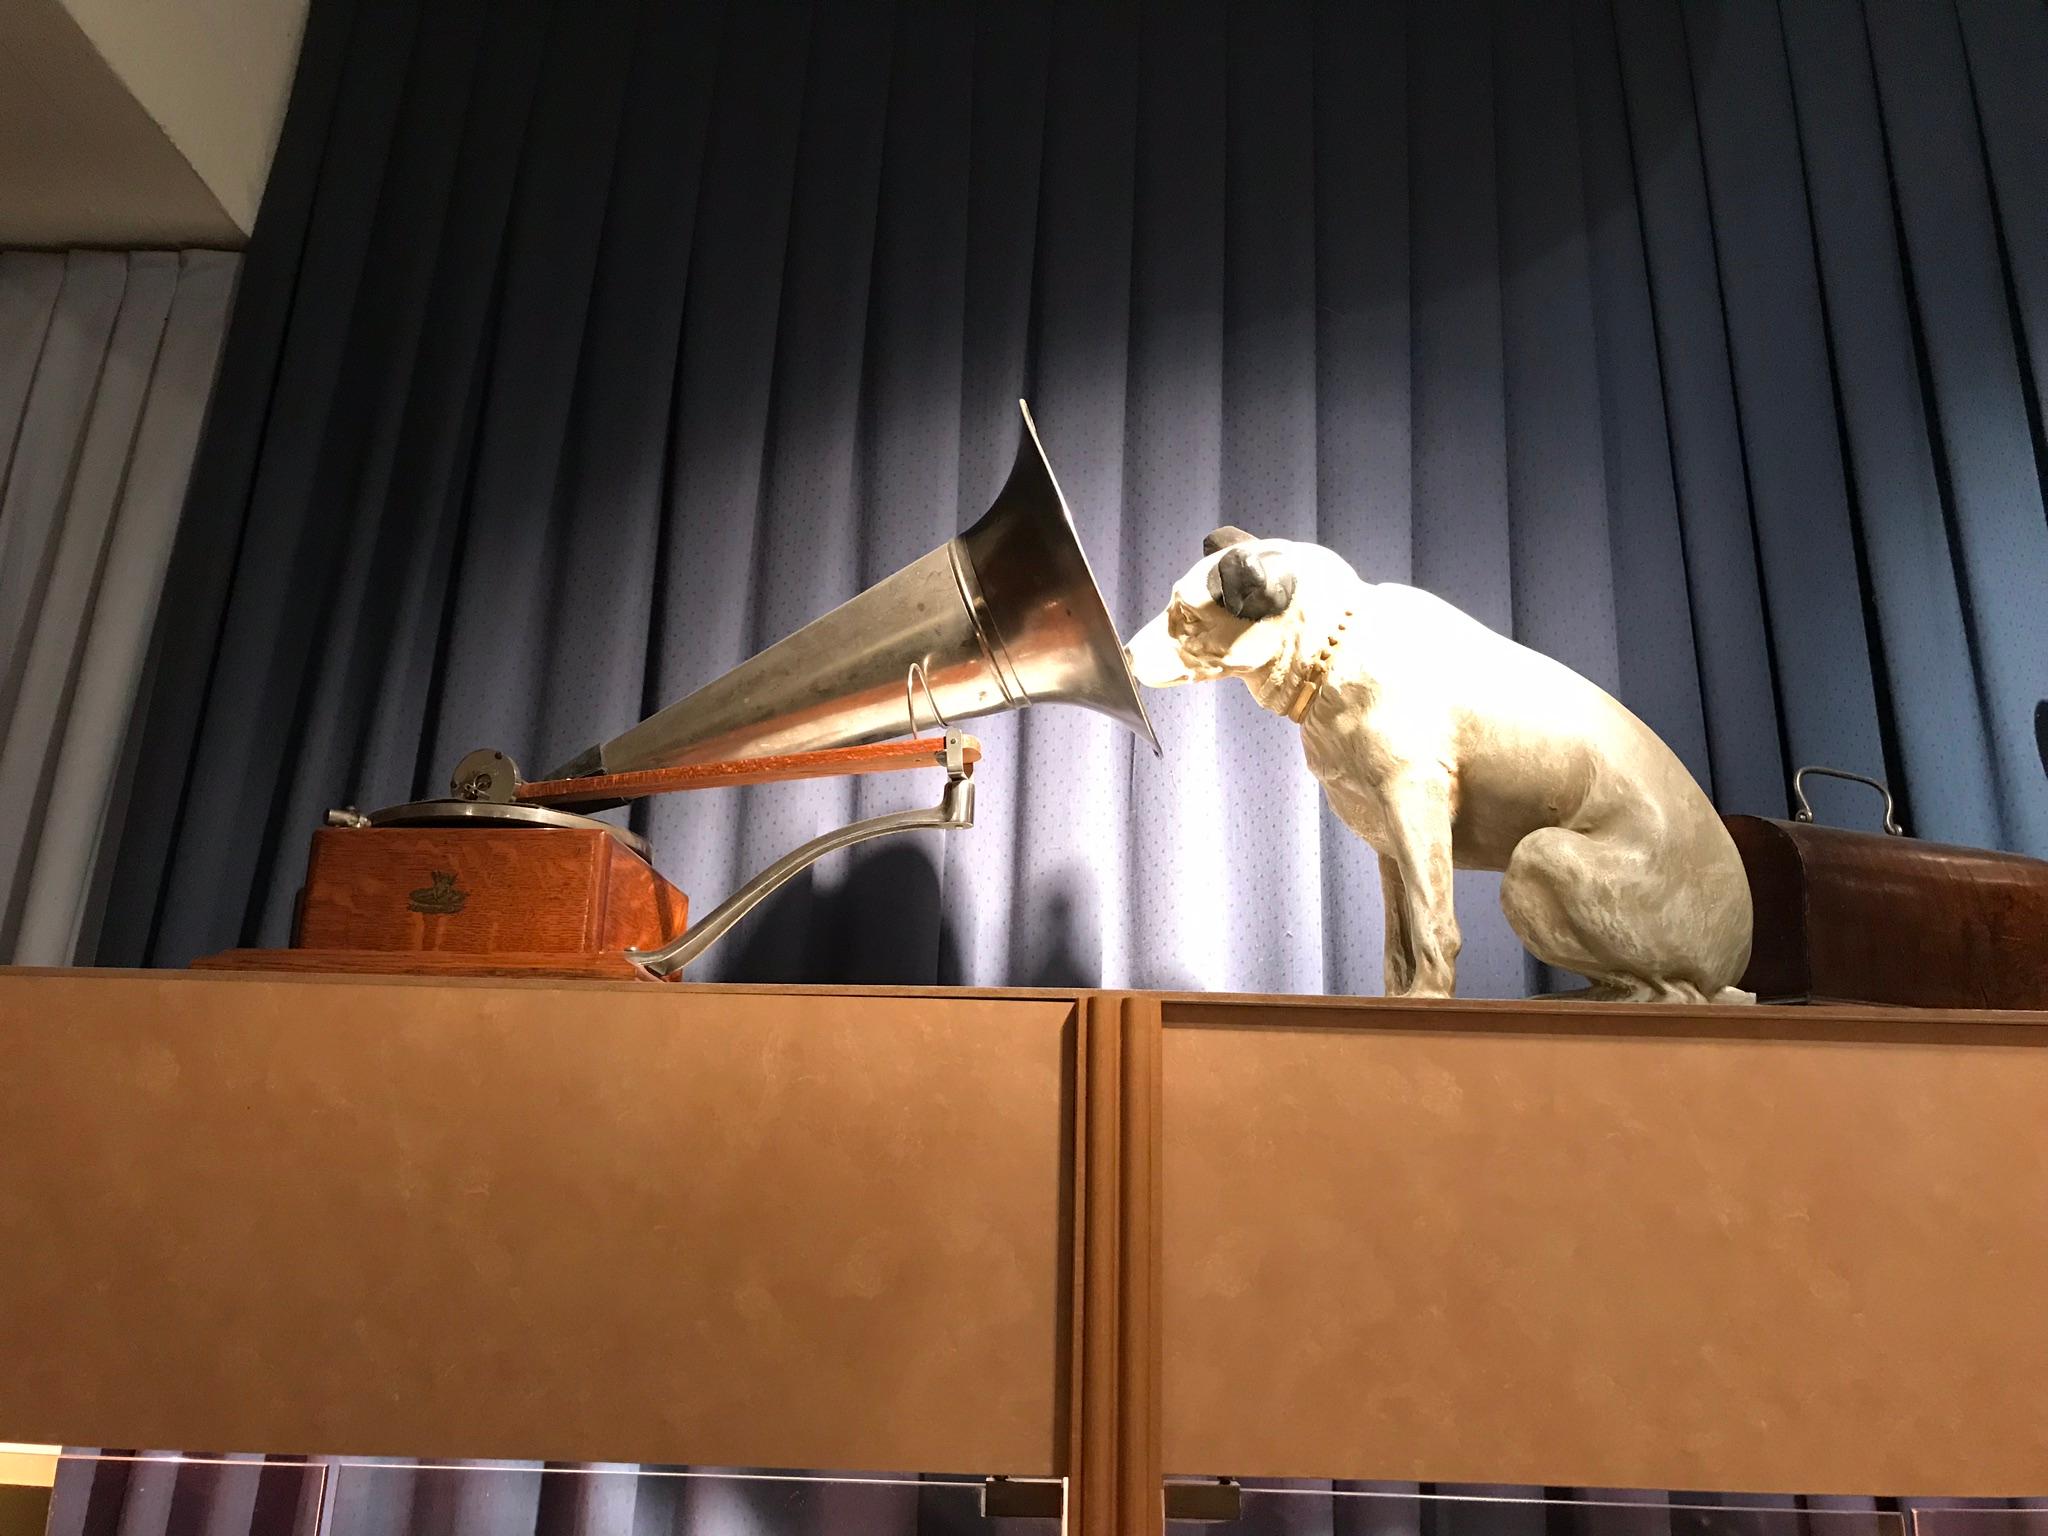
1501;826;1756;1003
1583;976;1711;1004
1498;827;1599;976
1498;825;1708;1001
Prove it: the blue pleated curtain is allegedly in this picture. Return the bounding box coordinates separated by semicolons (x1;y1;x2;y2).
95;0;2048;998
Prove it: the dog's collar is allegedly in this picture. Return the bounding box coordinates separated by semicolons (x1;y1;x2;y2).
1284;608;1355;723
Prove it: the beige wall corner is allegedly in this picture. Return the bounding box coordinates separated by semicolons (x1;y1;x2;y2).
60;0;307;237
0;0;305;247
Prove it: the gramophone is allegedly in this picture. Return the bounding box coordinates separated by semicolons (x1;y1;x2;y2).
199;403;1158;982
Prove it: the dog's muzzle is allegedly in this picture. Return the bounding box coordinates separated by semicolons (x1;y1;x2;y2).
1124;616;1192;689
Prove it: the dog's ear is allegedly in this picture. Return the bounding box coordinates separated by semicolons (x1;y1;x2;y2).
1208;545;1296;621
1202;526;1257;556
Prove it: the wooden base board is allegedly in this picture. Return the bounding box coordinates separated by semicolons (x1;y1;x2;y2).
194;948;663;981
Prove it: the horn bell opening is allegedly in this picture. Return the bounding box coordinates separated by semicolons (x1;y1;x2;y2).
957;401;1161;756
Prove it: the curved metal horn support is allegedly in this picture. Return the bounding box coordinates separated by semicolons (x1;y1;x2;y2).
627;772;976;979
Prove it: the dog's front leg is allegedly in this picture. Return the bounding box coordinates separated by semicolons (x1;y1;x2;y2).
1378;855;1415;994
1381;770;1460;998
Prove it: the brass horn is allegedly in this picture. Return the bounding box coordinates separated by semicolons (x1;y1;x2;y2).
547;400;1158;779
334;402;1157;979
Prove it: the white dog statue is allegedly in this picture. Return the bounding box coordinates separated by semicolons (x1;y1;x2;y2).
1125;527;1754;1003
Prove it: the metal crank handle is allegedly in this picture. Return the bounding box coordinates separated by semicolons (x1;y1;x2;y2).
627;775;976;979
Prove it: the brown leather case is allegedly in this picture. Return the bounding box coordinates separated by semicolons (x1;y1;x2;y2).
1725;815;2048;1008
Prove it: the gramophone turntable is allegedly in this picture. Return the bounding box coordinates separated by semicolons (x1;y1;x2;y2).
198;403;1158;982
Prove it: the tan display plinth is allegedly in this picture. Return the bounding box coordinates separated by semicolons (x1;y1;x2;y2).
4;970;2047;1528
0;971;1076;1478
1158;995;2048;1496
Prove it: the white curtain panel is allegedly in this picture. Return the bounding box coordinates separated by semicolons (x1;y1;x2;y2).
0;249;238;964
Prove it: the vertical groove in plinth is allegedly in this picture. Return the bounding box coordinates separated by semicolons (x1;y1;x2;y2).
1067;992;1163;1536
1119;991;1163;1535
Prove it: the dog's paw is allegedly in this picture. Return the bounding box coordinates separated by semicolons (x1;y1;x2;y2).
1387;982;1454;1001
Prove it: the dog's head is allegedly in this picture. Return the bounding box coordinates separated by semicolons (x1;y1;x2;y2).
1124;526;1357;694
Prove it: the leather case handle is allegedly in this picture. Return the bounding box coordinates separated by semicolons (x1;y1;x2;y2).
1792;765;1903;836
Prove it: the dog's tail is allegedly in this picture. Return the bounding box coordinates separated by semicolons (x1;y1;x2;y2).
1711;985;1757;1006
